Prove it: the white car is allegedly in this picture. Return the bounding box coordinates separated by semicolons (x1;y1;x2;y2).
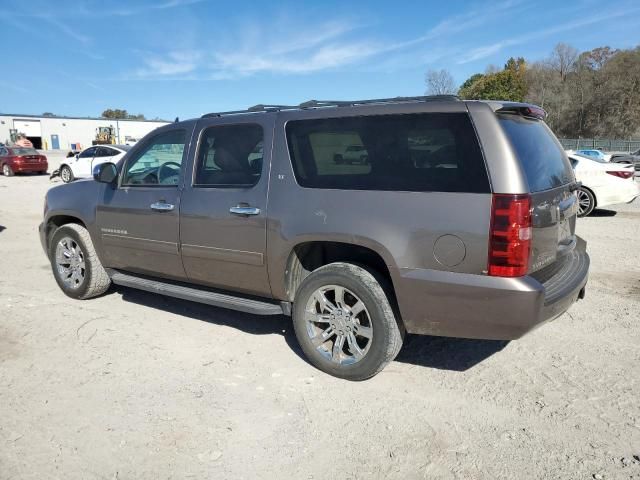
569;154;639;216
59;145;131;183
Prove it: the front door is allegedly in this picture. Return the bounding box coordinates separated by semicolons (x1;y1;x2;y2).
179;118;272;297
96;127;191;281
75;146;97;177
51;134;60;149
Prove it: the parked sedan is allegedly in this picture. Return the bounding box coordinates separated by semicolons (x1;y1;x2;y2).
575;149;611;162
0;146;48;176
569;154;639;216
610;148;640;176
57;145;131;183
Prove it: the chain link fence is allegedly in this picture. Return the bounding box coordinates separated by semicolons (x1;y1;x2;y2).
559;138;640;152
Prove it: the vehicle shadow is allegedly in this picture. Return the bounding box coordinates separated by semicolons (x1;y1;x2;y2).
0;225;5;233
589;208;617;217
115;286;308;362
116;285;506;373
395;334;508;371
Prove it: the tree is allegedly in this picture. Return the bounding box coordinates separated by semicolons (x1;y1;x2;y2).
101;109;146;120
459;73;484;91
459;57;526;101
549;43;579;81
425;69;457;95
42;112;55;117
102;109;128;119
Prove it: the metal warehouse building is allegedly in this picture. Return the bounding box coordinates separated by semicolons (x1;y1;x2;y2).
0;114;169;150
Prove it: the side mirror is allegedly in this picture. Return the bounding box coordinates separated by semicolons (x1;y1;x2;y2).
75;153;79;159
93;162;118;184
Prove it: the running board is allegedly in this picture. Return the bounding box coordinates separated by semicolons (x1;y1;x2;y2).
109;270;286;316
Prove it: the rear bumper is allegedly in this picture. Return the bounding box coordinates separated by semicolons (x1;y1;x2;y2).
598;181;640;207
12;162;48;172
395;236;589;340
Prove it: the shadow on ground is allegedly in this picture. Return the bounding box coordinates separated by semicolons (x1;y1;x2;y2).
117;285;507;373
589;208;617;217
117;286;307;362
0;225;5;233
395;334;508;371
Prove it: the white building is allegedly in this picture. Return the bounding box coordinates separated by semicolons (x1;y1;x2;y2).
0;113;169;150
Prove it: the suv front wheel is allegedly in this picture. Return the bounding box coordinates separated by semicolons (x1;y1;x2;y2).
292;262;403;380
49;223;111;299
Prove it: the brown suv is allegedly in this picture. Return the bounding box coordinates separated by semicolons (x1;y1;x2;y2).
40;96;589;380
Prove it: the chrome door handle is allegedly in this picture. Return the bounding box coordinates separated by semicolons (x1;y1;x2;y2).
150;201;175;212
229;206;260;216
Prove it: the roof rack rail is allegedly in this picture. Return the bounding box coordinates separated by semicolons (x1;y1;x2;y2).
201;103;299;118
201;95;460;118
247;104;299;112
298;95;459;109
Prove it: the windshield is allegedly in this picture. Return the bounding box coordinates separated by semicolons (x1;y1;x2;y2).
498;114;574;192
11;148;39;155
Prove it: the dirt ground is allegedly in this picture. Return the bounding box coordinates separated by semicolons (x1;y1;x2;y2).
1;152;639;479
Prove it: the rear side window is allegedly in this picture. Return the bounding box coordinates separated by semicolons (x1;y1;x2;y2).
498;114;574;192
286;113;489;193
194;124;263;187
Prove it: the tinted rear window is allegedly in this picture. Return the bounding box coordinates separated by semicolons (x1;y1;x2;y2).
286;113;489;193
11;148;38;155
498;114;573;192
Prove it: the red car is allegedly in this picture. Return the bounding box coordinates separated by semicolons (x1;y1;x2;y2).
0;146;48;176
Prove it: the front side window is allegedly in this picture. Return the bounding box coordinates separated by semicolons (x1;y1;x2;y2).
194;124;263;187
122;129;186;186
286;113;489;193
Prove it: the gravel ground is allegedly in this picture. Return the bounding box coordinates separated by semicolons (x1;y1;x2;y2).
1;151;639;479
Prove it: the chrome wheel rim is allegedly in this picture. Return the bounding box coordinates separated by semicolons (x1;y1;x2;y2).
2;165;9;176
55;236;86;289
304;285;373;365
577;189;591;216
61;167;71;182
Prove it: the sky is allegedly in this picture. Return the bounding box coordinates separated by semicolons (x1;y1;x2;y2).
0;0;638;120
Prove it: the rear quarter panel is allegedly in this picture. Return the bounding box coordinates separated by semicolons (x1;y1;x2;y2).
267;105;493;301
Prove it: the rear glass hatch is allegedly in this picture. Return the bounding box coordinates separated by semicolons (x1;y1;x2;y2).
498;112;577;277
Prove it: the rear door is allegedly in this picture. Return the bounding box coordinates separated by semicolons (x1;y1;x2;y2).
498;114;577;273
179;116;272;297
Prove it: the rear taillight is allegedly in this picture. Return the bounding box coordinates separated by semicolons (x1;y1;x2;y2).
606;170;634;179
488;194;532;277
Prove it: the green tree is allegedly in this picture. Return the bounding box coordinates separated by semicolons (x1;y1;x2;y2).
102;109;128;119
459;73;484;91
459;57;526;101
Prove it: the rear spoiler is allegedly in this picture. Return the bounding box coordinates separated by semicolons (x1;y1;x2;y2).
476;100;547;120
496;104;546;120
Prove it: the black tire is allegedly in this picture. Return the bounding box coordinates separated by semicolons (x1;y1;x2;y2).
292;262;403;381
49;223;111;300
60;165;74;183
2;163;14;176
577;187;596;217
333;154;343;165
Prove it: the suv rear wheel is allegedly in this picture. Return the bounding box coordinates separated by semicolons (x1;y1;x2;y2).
292;262;403;380
49;223;111;299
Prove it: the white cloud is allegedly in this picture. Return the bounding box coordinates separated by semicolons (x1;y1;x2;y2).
135;51;202;77
457;6;640;64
